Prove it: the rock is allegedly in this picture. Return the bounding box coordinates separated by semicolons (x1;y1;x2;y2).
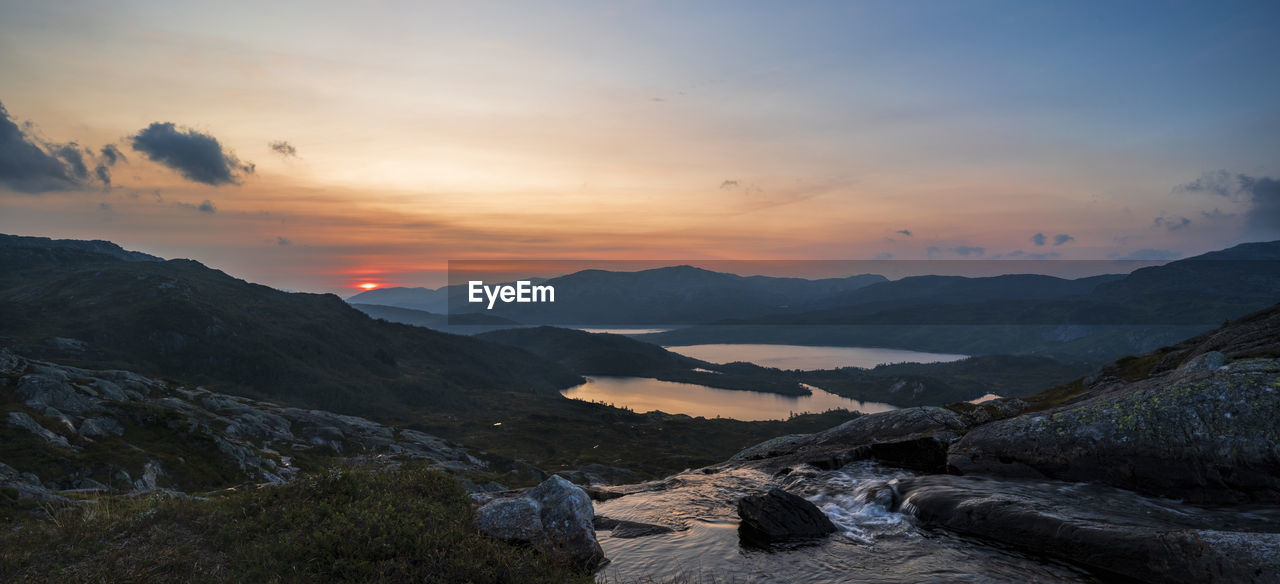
474;475;605;571
736;487;836;547
475;497;544;542
949;358;1280;502
897;474;1280;584
16;374;99;414
0;347;25;376
1178;350;1227;373
79;416;125;437
45;337;87;353
131;460;165;493
7;411;73;449
593;516;675;538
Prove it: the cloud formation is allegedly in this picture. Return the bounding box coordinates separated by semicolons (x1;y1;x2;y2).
1176;170;1280;234
1154;214;1191;231
131;122;254;186
175;199;217;214
1031;232;1046;246
720;180;739;189
0;100;82;193
1052;233;1074;246
895;229;912;237
927;245;985;258
1004;250;1061;260
268;140;297;157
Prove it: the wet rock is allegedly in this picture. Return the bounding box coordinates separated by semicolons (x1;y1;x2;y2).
474;475;605;571
897;474;1280;584
7;411;74;449
594;516;675;538
737;487;836;547
949;358;1280;502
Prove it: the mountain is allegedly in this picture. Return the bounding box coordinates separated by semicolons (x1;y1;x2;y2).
0;234;582;420
476;326;809;395
351;303;519;328
644;241;1280;359
347;286;450;314
347;266;887;325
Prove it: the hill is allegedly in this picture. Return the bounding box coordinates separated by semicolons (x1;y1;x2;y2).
0;235;582;420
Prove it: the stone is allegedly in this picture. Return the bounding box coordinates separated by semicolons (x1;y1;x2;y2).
473;475;605;571
79;416;125;437
736;488;836;547
7;411;73;449
16;374;99;414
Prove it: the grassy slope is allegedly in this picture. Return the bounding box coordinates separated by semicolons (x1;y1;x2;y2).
0;465;594;584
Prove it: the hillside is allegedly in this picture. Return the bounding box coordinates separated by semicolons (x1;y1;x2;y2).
0;235;583;420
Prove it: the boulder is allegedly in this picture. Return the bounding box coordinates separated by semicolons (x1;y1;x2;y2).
7;411;73;449
79;416;125;437
897;474;1280;584
736;487;836;547
473;475;605;571
16;374;99;414
949;358;1280;502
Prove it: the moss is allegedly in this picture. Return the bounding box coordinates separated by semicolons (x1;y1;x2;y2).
0;465;594;584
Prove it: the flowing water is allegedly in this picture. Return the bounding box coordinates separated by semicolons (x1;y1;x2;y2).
594;462;1100;583
561;377;896;421
663;344;968;371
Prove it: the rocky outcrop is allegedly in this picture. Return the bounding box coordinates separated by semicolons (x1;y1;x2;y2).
949;358;1280;503
736;488;836;547
0;346;485;498
896;474;1280;584
474;475;606;571
731;406;970;473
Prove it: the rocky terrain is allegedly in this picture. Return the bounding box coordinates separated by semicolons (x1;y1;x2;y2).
624;302;1280;582
0;345;491;503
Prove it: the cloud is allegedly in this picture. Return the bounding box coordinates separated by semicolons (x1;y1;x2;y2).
99;144;125;166
1238;175;1280;233
1153;214;1191;231
175;199;217;214
873;252;893;260
1004;250;1061;260
927;245;984;258
276;236;291;246
130;122;253;186
895;229;912;237
1031;232;1046;246
269;140;297;157
1175;170;1280;234
720;180;739;189
1112;248;1181;261
0;100;84;193
1052;233;1074;246
1201;208;1235;220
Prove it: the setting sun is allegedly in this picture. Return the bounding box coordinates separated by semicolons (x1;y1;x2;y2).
358;283;378;290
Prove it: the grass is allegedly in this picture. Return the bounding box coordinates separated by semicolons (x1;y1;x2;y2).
0;464;595;584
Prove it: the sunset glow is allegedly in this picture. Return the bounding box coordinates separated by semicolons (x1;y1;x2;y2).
0;2;1276;294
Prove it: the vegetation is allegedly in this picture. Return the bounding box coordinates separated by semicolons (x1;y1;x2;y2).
0;465;595;584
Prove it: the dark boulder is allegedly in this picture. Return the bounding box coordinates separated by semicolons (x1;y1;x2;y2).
736;488;836;547
474;475;606;571
897;474;1280;584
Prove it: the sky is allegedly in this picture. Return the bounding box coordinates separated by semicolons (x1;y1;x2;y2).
1;0;1278;293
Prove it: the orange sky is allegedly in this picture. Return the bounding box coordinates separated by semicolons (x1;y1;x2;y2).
1;2;1276;293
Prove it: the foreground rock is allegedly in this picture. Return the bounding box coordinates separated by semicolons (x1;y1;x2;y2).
895;474;1280;584
474;475;606;571
731;406;972;473
0;346;483;499
736;487;836;547
949;357;1280;503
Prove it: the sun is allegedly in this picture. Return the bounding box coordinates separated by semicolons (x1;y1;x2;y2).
358;283;379;290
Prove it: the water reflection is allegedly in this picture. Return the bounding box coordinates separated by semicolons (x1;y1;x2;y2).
561;376;895;421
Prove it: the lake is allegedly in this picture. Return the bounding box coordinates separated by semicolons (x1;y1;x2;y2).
664;344;967;370
561;376;896;421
